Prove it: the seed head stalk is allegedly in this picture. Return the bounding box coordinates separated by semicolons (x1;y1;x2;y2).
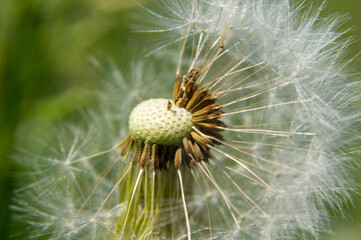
114;159;194;239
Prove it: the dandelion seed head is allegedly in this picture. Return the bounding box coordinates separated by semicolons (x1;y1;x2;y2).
11;0;361;239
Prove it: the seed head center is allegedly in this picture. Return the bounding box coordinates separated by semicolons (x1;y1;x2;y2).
129;98;194;146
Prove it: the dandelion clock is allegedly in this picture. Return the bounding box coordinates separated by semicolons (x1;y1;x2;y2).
12;0;361;239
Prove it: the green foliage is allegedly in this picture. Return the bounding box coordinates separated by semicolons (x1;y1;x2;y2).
0;0;136;239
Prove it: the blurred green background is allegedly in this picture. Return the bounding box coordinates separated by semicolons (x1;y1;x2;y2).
0;0;360;239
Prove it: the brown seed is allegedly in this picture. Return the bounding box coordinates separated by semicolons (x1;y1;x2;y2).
192;104;221;117
186;88;207;110
191;131;212;146
140;143;151;169
191;115;210;123
182;137;192;156
196;122;221;130
173;73;181;101
151;144;159;171
120;134;133;156
131;140;142;166
174;147;183;170
192;142;204;162
183;68;200;84
174;88;184;105
192;97;216;112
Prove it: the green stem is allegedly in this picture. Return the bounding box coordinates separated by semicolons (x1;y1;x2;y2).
114;165;193;239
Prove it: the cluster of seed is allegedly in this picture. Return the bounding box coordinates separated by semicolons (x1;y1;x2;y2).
119;68;225;170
